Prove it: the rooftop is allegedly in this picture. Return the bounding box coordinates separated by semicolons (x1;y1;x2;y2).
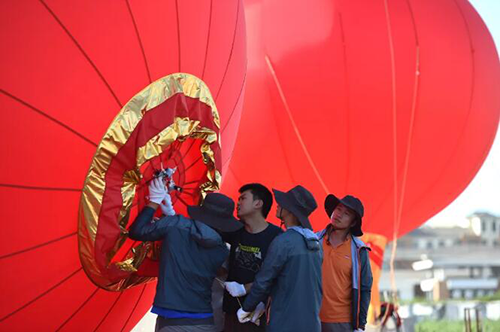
404;226;476;239
383;245;500;268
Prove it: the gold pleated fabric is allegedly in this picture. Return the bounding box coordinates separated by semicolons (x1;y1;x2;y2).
78;73;221;291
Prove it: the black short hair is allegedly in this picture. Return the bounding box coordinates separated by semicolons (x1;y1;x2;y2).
239;183;273;218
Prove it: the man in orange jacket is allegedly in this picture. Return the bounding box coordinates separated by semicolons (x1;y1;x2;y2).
317;194;373;332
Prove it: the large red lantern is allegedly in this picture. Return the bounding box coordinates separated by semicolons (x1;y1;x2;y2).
0;0;246;330
223;0;500;238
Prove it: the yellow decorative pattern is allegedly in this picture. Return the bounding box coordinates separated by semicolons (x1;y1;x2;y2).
78;73;221;291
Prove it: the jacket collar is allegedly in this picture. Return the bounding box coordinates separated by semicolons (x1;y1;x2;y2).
317;227;371;251
352;236;370;250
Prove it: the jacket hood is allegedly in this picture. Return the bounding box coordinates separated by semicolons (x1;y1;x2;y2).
317;228;371;251
289;226;321;251
190;219;224;248
352;236;370;250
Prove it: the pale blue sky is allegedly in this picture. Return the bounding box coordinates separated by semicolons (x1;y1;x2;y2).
427;0;500;228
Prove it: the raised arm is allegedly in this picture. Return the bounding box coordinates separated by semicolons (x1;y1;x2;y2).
129;177;177;241
128;205;177;242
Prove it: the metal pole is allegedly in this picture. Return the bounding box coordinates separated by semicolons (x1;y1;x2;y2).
464;308;471;332
475;307;482;332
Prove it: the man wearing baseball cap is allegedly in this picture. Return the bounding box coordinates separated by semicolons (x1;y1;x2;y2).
317;194;373;332
237;185;323;332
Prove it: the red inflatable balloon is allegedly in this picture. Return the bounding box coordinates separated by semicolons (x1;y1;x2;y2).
0;0;245;330
223;0;500;238
78;73;226;292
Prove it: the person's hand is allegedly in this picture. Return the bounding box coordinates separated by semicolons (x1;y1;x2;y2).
353;328;365;332
250;302;266;325
148;177;167;205
160;193;176;216
237;308;252;323
224;281;246;297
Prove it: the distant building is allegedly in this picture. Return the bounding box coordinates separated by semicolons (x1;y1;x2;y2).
380;214;500;301
468;212;500;247
396;227;477;251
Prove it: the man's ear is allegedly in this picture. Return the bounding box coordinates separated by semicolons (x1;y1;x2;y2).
254;199;264;210
350;217;359;229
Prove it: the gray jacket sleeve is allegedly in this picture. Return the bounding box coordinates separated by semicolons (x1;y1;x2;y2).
242;236;288;312
128;206;177;241
359;248;373;328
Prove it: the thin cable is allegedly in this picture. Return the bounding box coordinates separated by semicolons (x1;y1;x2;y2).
201;0;213;79
227;165;244;187
55;288;100;331
396;0;421;239
215;278;242;308
0;183;81;192
38;0;122;108
338;12;352;192
0;90;98;147
175;195;191;208
175;0;181;71
0;232;77;260
401;0;479;228
182;179;201;186
221;71;247;134
184;156;203;173
93;292;124;332
120;284;147;332
215;0;241;101
183;138;199;161
383;0;399;304
0;268;83;323
126;0;152;83
265;55;330;195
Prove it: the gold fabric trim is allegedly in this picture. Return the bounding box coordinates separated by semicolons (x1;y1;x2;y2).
78;73;221;291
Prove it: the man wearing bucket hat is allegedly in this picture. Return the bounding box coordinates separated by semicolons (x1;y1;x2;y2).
316;194;373;332
237;185;323;332
129;177;243;332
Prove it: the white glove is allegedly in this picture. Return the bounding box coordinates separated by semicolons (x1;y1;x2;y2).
353;329;364;332
237;308;252;323
160;193;176;216
224;281;246;297
250;302;266;325
148;177;167;205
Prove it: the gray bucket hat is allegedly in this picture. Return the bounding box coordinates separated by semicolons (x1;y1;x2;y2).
187;193;243;232
325;194;364;236
273;185;318;230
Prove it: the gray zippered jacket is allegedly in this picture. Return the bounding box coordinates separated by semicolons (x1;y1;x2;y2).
242;227;323;332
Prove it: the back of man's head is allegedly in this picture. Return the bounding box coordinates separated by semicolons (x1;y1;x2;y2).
239;183;273;218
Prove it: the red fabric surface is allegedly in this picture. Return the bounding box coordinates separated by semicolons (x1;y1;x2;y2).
94;95;220;283
0;0;246;330
223;0;500;238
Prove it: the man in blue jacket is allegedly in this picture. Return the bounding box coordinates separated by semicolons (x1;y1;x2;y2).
128;177;243;332
316;194;373;332
237;185;323;332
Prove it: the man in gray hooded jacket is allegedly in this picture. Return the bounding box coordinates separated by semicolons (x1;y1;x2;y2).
237;185;323;332
129;177;243;332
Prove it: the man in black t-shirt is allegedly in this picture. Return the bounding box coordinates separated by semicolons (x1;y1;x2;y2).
222;183;283;332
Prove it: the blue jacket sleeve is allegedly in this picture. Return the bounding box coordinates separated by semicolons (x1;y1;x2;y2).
242;236;287;312
359;248;373;328
128;206;177;242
